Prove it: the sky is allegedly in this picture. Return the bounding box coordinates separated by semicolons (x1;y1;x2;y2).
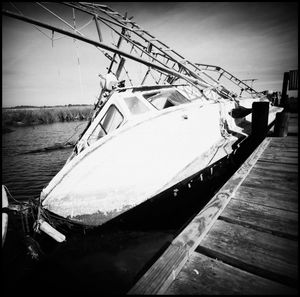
2;2;298;107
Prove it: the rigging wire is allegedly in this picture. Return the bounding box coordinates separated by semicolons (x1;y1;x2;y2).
51;31;63;90
53;16;94;41
149;69;159;85
72;8;85;102
9;2;52;40
110;27;116;46
122;65;134;86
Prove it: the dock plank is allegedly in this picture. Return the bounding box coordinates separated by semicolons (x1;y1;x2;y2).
242;175;298;194
247;166;298;183
233;184;298;212
263;145;298;152
258;155;298;165
262;150;298;158
197;220;298;286
165;252;297;295
270;136;298;148
268;143;298;150
249;167;298;183
254;161;298;174
220;199;298;239
128;243;189;295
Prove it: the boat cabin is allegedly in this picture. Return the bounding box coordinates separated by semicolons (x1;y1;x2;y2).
69;85;197;160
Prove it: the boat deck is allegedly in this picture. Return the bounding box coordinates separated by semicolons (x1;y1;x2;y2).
128;113;298;295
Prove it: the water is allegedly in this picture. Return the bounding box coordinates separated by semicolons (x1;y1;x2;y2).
2;121;87;201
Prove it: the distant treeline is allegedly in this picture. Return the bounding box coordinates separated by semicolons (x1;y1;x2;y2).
3;104;92;110
2;105;93;133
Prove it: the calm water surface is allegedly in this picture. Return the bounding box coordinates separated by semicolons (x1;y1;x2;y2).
2;121;87;200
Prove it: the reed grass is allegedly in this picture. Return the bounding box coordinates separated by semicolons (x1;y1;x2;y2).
2;105;93;129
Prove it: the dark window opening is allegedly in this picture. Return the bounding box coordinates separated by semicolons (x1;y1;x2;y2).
143;89;191;110
87;104;123;145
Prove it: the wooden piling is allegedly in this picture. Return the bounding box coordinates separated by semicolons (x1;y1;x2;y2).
274;112;289;137
281;72;289;109
251;101;269;139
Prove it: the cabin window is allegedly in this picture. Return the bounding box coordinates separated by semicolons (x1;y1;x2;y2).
87;104;123;145
145;90;190;110
123;96;150;115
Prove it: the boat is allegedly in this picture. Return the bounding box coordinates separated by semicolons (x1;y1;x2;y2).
38;79;281;228
2;3;283;241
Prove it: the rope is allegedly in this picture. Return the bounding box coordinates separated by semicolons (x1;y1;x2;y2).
3;185;38;206
63;121;86;145
3;184;21;204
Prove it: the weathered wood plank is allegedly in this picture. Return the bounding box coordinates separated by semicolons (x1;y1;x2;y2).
242;175;298;195
263;145;298;152
268;138;298;145
242;172;298;194
128;243;189;294
261;150;298;159
262;149;298;158
248;167;298;183
255;162;298;176
165;252;297;295
259;155;298;165
270;135;298;141
128;134;272;295
220;199;298;239
254;161;298;174
233;184;298;212
268;143;298;151
274;135;298;141
269;137;298;146
197;220;298;286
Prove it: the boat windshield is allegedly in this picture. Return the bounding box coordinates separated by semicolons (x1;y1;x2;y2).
123;96;150;115
143;89;191;110
87;104;124;145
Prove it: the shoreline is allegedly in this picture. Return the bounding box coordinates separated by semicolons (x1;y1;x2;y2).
2;105;93;133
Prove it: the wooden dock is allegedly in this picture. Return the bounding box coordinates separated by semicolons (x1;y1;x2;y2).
128;113;298;295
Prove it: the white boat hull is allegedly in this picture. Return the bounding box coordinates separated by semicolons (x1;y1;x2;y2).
41;101;239;226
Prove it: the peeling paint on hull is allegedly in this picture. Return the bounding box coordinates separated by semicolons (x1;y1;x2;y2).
67;205;133;226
